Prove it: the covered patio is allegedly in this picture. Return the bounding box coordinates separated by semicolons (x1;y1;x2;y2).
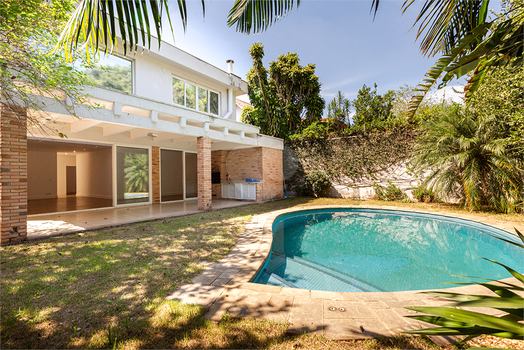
28;198;255;241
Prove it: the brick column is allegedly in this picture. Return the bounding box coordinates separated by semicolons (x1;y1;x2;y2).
1;104;28;244
152;146;160;203
197;136;212;211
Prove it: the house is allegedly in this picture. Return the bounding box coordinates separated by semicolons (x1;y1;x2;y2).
0;39;284;244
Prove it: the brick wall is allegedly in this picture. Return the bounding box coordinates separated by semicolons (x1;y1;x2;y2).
1;104;28;244
152;146;160;203
197;136;212;211
217;147;283;202
261;147;283;201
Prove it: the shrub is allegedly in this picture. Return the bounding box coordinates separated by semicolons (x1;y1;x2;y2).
301;170;331;197
412;186;437;203
373;181;409;202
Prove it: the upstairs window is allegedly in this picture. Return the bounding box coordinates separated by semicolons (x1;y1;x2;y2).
172;76;219;115
86;55;133;94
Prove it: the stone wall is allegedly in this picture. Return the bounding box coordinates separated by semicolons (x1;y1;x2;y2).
286;131;420;200
1;104;28;244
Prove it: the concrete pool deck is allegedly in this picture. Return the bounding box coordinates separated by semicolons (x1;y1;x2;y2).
167;205;522;341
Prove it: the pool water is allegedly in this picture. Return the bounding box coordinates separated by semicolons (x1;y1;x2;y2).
254;209;522;292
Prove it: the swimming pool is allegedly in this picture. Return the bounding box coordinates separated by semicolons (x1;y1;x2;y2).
254;208;521;292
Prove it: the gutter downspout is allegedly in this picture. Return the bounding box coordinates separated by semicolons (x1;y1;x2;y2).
222;87;234;120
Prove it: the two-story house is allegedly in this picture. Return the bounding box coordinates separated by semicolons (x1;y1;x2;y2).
0;39;284;244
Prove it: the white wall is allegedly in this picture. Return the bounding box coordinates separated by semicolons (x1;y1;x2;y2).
28;150;57;199
57;154;76;197
76;148;112;199
133;54;228;116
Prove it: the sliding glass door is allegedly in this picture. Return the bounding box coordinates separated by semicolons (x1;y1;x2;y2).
116;146;149;205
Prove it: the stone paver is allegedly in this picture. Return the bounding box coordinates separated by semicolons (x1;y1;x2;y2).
167;205;522;341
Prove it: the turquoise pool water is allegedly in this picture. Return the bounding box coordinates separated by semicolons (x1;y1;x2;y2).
254;209;522;292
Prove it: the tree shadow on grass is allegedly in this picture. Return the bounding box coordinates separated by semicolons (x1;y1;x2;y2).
1;198;317;349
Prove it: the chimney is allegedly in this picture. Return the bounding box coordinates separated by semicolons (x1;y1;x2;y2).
226;59;234;74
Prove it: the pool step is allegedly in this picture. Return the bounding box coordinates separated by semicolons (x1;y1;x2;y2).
263;252;383;292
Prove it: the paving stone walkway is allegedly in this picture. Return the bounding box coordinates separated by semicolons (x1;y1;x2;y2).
167;205;520;340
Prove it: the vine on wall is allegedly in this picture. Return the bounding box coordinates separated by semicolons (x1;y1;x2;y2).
286;129;418;191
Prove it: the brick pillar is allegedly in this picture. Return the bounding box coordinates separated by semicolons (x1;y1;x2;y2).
197;136;212;211
1;104;28;244
152;146;160;203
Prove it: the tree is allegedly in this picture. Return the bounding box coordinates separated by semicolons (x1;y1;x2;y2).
241;43;324;139
410;107;523;213
352;83;395;129
466;64;524;153
57;0;522;116
0;0;92;135
327;91;351;125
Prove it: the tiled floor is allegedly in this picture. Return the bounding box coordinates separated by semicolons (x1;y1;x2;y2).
27;199;251;240
28;196;113;215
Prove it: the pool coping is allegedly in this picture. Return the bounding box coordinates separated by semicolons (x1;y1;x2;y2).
167;205;522;341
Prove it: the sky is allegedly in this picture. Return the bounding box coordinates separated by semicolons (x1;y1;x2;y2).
161;0;468;107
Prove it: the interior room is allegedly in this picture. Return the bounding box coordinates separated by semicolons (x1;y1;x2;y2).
27;139;113;215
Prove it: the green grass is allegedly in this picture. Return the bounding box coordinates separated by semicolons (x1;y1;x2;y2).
1;197;522;349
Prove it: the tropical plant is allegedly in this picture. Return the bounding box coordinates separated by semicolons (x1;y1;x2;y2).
408;0;523;116
404;228;524;349
299;170;331;197
352;83;396;130
411;185;438;203
327;91;351;126
241;43;324;139
124;153;149;193
373;181;409;202
410;107;523;213
0;0;92;135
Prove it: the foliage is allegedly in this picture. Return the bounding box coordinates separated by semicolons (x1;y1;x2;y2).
242;43;324;139
124;154;149;193
410;108;523;213
85;64;132;94
0;0;92;134
352;83;396;130
56;0;186;60
299;170;332;197
289;129;417;183
327;91;351;126
373;181;409;202
289;121;330;141
408;0;523;116
466;63;524;153
404;228;524;348
412;186;438;203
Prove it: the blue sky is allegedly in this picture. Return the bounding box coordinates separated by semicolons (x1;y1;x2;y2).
163;0;467;105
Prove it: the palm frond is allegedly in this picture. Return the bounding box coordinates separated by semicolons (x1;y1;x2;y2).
56;0;188;60
227;0;300;34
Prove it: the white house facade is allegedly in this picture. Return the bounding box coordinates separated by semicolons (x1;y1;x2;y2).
0;39;284;244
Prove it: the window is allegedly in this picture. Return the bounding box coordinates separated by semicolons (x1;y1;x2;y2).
172;77;219;115
85;54;133;93
116;147;149;205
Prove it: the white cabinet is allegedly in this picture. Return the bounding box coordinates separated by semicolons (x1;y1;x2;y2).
221;182;258;200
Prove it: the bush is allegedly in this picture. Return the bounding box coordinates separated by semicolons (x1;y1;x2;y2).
412;186;437;203
300;170;331;197
373;181;409;202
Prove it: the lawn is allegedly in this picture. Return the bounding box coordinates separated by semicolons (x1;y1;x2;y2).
1;197;523;349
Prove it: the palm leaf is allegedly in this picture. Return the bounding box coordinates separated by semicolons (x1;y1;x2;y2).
56;0;197;60
405;306;523;337
227;0;300;34
407;22;489;117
